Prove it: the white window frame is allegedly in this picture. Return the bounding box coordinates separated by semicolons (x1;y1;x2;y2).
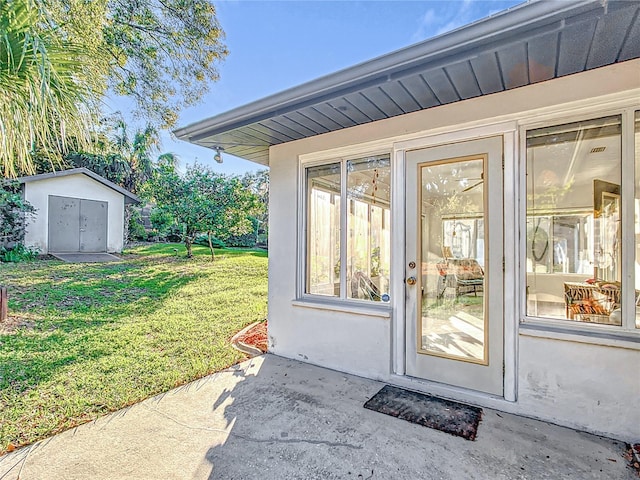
518;105;640;339
297;150;392;308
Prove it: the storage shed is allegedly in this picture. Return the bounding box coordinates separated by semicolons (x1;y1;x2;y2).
176;0;640;441
16;168;140;254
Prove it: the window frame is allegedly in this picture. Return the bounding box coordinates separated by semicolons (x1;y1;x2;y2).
518;106;640;336
299;151;392;306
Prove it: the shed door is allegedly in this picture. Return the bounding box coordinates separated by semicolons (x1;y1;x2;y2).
79;199;108;252
48;196;108;253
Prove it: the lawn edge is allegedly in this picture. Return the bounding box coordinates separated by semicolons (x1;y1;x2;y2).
231;321;264;357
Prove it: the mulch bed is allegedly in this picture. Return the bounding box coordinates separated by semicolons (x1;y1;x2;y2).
626;444;640;476
236;321;268;352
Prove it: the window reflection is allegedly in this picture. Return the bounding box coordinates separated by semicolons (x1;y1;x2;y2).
347;156;391;301
526;116;622;325
307;163;341;296
306;155;391;302
420;158;487;362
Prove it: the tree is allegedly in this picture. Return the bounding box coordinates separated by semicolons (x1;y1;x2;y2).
2;1;226;177
108;119;160;194
49;0;228;128
64;116;170;194
0;0;103;178
147;163;260;258
241;169;269;231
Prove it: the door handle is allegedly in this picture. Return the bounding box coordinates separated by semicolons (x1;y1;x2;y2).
406;276;417;286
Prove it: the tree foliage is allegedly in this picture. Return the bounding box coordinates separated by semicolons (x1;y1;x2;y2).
49;0;228;128
0;0;103;178
0;183;36;246
62;116;175;194
1;0;226;178
241;169;269;232
147;163;261;258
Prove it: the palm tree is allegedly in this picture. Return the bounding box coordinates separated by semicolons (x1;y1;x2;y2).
0;0;102;178
128;125;160;193
109;119;160;194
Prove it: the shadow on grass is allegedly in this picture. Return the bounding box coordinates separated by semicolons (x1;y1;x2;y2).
126;243;268;259
0;257;199;394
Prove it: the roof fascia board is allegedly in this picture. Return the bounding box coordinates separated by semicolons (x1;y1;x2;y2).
174;0;598;142
188;15;574;145
14;168;141;204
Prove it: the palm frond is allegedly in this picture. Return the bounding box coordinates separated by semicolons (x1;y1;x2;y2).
0;0;103;178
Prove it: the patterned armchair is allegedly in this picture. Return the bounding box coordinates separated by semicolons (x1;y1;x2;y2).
436;258;484;298
563;281;621;324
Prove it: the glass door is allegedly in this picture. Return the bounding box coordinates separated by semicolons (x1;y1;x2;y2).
405;137;504;396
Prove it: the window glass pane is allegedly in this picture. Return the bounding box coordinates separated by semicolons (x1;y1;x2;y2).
346;155;391;301
306;163;341;296
526;116;622;325
421;158;486;362
635;111;640;328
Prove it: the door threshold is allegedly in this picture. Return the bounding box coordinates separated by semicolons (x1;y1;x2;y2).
388;373;513;412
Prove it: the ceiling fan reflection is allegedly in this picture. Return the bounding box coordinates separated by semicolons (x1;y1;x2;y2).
462;173;484;193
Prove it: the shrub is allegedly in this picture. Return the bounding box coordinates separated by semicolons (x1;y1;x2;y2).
193;234;225;248
1;186;36;248
224;217;259;247
0;244;39;262
256;233;268;248
127;209;147;241
148;209;185;242
163;225;183;243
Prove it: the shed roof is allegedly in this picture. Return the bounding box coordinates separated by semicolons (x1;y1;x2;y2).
15;168;141;204
174;0;640;166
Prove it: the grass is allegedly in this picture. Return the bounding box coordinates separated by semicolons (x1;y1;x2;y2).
0;243;268;454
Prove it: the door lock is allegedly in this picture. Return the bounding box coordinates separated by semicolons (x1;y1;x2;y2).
406;276;417;286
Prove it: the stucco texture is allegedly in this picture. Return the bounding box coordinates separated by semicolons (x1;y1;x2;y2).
266;61;640;441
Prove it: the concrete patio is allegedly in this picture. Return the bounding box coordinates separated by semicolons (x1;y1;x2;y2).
0;354;635;479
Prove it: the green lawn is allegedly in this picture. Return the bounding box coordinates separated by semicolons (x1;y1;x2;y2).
0;243;268;454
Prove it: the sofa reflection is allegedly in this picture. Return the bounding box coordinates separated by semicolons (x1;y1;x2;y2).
436;258;484;298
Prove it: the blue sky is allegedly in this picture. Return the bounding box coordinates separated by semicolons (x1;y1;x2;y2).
108;0;522;176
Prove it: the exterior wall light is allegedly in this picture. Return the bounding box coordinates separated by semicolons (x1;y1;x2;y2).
214;146;224;163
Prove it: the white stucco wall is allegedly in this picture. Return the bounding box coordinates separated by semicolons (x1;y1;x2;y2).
23;174;126;253
268;60;640;441
517;334;640;441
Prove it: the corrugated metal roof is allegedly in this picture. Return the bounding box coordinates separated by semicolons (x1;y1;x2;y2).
174;0;640;166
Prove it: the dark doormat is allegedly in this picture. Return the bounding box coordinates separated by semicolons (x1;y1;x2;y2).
363;385;483;441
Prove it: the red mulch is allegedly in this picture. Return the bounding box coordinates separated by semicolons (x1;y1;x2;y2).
237;321;268;352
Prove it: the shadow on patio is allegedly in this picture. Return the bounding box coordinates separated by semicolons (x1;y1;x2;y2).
0;354;635;479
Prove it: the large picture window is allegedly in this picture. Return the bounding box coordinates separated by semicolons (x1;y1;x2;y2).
305;154;391;302
525;115;636;328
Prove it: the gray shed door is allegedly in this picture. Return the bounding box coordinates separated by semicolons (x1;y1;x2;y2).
48;196;108;253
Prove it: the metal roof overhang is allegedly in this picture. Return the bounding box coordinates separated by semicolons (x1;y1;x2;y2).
174;0;640;166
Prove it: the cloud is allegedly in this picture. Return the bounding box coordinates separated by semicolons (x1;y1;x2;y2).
410;0;500;43
421;8;438;26
410;8;437;42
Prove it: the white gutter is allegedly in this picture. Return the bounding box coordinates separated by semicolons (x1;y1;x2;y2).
173;0;598;142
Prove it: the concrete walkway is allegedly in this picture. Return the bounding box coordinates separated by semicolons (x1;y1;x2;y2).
51;253;121;263
0;355;635;480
